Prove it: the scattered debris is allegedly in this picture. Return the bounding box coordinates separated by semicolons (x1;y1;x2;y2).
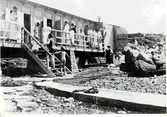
1;79;28;87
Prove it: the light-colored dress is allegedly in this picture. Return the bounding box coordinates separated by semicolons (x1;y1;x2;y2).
9;11;18;39
63;24;70;44
70;30;75;44
79;31;85;46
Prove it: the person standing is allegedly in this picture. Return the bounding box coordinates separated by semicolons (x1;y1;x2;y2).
79;29;85;47
54;46;69;75
88;26;94;48
69;23;75;45
43;33;58;68
97;29;102;49
31;22;41;55
105;46;113;64
8;6;18;39
102;26;107;43
93;28;98;49
34;22;40;40
84;25;89;47
63;21;70;44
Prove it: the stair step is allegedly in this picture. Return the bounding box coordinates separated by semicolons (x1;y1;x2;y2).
40;59;47;62
55;64;60;66
38;50;46;53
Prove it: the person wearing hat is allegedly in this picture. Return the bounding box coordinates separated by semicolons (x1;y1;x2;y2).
63;21;70;44
43;33;58;53
69;24;76;45
84;25;89;46
31;22;41;55
8;6;18;39
34;22;40;39
105;45;113;64
42;33;58;68
79;28;85;46
93;28;98;48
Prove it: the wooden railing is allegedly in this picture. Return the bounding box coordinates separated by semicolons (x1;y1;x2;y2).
43;28;105;50
23;27;72;74
0;19;23;42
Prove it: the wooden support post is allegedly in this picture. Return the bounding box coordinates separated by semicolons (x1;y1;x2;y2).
46;53;50;69
21;28;24;44
2;39;5;47
69;50;78;73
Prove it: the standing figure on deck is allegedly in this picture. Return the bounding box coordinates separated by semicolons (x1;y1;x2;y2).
105;46;113;64
88;26;94;48
84;25;89;47
34;22;40;40
102;26;107;43
69;23;75;45
8;6;18;39
31;22;41;55
79;29;85;46
63;21;70;44
97;29;102;49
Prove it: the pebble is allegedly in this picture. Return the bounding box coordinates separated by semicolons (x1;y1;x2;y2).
117;110;127;114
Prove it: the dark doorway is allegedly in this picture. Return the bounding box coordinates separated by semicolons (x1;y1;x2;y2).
47;19;52;27
24;14;31;44
54;20;61;40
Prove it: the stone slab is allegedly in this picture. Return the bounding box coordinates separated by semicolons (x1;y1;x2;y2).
35;81;166;113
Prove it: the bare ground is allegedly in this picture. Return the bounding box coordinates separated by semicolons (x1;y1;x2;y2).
0;66;166;114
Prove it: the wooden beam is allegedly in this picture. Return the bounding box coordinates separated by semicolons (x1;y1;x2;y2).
22;43;55;77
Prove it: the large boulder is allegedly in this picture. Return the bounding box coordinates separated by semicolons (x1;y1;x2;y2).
0;58;28;76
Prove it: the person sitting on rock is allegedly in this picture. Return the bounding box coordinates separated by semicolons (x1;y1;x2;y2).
121;45;157;77
151;43;166;74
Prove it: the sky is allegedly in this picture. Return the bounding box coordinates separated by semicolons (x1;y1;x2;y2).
30;0;166;34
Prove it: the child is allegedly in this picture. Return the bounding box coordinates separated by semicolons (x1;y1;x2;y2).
55;46;69;75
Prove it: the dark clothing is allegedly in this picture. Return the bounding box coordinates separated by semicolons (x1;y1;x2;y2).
134;60;156;74
124;50;136;64
47;39;56;52
84;27;89;35
106;49;113;64
121;47;158;76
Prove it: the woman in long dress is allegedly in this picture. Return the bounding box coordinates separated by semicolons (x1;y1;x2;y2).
8;6;18;39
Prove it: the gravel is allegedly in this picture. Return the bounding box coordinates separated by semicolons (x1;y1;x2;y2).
55;67;166;95
20;86;140;114
1;78;28;87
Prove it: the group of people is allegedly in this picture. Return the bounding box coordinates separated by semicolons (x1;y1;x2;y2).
83;25;107;49
43;33;69;76
63;21;76;45
63;21;107;49
121;39;166;76
32;24;69;75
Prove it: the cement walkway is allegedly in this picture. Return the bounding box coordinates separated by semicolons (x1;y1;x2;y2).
35;81;166;113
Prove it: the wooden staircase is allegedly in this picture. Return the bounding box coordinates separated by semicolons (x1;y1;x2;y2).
22;27;72;77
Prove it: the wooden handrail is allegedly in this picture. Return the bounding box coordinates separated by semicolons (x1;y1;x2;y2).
0;19;23;27
23;27;53;57
23;27;72;74
43;27;105;47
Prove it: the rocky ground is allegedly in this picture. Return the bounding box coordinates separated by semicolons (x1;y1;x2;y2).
1;82;140;114
0;66;166;114
54;67;166;95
